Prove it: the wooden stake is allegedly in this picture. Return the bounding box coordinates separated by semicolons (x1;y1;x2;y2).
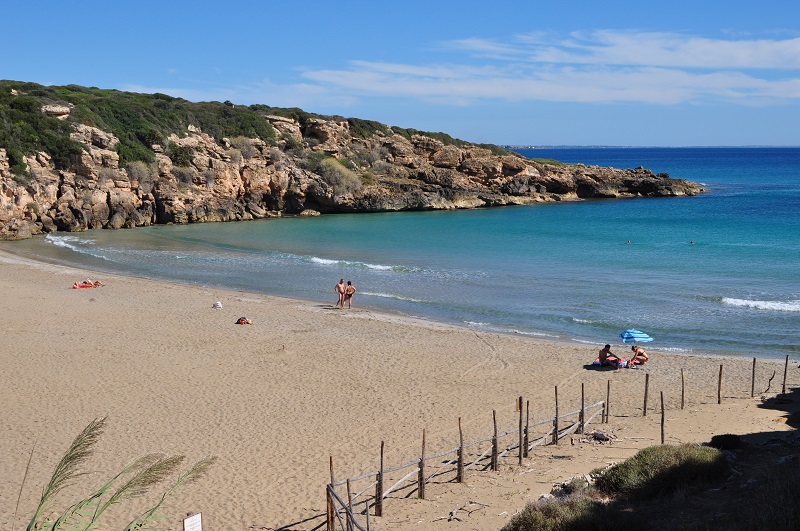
783;354;789;394
553;386;559;445
457;417;464;483
491;410;499;471
346;478;354;531
327;456;335;531
660;391;666;445
518;396;523;465
681;368;685;410
375;441;384;516
751;357;757;398
326;485;334;531
579;383;585;434
418;429;426;499
524;400;530;457
718;364;723;404
365;498;371;531
330;455;335;491
643;373;650;417
605;380;611;424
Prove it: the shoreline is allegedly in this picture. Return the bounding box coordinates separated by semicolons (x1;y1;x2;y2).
0;244;776;362
1;248;796;530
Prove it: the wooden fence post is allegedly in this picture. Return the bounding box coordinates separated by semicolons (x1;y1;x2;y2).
457;417;465;483
524;400;530;457
751;358;756;398
346;478;354;531
365;499;371;531
718;364;723;404
491;410;499;471
326;485;334;531
518;396;523;465
418;429;426;499
553;386;559;445
783;355;789;394
643;373;650;417
375;441;384;517
579;383;585;434
328;456;335;531
681;368;685;410
660;391;666;445
604;380;611;424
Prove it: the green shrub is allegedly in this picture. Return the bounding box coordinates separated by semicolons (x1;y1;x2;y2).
501;495;627;531
594;444;728;499
125;160;158;194
229;136;258;159
171;166;197;185
166;142;194;167
296;150;326;173
347;117;392;139
318;157;362;195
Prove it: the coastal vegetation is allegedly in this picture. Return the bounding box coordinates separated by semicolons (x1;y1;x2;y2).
20;417;215;531
0;79;500;177
503;438;800;530
502;444;728;531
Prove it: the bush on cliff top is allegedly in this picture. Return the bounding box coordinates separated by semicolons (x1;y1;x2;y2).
1;80;513;176
0;80;278;168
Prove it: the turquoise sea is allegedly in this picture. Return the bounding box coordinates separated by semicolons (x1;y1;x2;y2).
4;147;799;359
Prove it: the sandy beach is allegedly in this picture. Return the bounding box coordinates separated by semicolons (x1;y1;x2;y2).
1;248;796;531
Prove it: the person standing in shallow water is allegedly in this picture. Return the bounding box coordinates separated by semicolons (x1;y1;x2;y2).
335;279;346;308
343;281;356;309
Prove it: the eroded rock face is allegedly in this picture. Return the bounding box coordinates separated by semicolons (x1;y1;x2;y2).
0;117;702;240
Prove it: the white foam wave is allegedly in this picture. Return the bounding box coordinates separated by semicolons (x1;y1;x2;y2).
45;234;86;251
310;257;340;265
463;321;552;337
45;234;109;260
362;291;423;303
722;297;800;312
309;256;414;272
363;263;393;271
572;318;594;324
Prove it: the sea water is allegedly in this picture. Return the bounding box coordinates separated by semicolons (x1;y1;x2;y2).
4;147;799;359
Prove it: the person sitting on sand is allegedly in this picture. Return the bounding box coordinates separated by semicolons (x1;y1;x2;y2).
631;345;649;365
343;281;356;309
598;344;620;367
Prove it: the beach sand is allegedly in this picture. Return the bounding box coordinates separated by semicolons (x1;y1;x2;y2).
0;249;796;530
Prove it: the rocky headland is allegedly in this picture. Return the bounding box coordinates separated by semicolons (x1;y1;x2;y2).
0;82;702;240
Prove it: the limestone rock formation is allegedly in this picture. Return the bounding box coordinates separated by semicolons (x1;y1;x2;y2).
0;113;702;241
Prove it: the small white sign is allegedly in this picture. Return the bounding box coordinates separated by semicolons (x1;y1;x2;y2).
183;512;202;531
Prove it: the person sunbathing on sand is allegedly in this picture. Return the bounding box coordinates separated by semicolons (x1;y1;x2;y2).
73;278;104;288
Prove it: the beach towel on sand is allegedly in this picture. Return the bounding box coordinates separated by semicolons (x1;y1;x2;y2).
592;357;633;368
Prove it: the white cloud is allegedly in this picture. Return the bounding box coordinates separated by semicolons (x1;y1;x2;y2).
296;31;800;106
515;30;800;69
128;31;800;108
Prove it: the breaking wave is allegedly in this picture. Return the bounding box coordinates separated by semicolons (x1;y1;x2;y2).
722;297;800;312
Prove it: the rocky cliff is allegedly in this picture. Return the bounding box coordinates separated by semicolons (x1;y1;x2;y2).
0;90;702;240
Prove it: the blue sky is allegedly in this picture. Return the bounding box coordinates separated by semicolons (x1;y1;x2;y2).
4;0;800;146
